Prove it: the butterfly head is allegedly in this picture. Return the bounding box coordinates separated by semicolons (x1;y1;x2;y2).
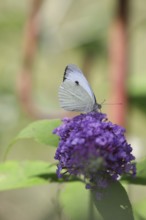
94;99;107;112
93;103;102;112
97;103;102;110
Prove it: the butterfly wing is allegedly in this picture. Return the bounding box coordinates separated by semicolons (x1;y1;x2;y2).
59;64;97;112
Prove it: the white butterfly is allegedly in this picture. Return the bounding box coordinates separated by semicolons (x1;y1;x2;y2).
59;64;101;113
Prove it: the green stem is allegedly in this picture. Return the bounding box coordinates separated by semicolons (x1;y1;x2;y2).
89;191;95;220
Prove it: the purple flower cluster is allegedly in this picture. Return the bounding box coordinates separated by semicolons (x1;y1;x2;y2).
53;112;136;190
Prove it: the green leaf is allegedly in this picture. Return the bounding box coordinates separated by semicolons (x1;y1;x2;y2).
60;182;102;220
15;119;61;146
121;158;146;185
4;119;61;159
92;181;134;220
134;198;146;220
0;160;57;191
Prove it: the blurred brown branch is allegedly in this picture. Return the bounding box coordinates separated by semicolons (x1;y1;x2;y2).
108;0;129;126
17;0;67;119
17;0;43;119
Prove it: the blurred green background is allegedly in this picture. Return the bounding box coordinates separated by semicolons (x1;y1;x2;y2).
0;0;146;219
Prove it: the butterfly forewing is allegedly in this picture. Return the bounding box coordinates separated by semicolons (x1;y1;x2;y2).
59;64;98;113
63;64;95;100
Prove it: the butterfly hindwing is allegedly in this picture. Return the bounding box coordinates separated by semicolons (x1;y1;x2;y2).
59;80;95;112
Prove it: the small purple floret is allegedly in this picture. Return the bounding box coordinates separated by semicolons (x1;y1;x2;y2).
54;112;136;190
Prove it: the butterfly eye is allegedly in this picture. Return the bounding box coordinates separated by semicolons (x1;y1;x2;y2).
75;81;79;85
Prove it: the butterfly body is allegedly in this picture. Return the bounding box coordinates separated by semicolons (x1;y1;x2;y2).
59;64;101;113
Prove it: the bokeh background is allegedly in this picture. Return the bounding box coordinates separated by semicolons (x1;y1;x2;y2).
0;0;146;219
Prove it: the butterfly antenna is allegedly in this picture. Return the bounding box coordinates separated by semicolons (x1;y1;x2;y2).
102;102;123;106
100;99;106;105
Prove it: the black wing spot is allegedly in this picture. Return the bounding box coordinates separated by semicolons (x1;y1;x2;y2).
75;81;79;85
93;94;97;103
63;66;68;81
